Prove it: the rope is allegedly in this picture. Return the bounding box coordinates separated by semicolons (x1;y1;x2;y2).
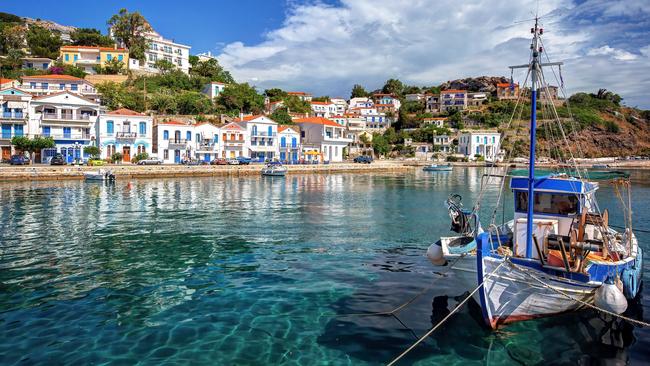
338;255;466;317
386;260;506;366
508;259;650;327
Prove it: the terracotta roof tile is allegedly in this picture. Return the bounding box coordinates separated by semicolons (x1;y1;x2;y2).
106;108;145;116
293;117;341;127
22;74;84;81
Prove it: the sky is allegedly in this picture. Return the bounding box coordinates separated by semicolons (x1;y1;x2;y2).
4;0;650;108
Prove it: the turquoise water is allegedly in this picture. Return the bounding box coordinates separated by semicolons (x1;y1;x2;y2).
0;169;648;365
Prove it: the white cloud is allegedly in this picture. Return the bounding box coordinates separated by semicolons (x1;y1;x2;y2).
587;45;638;60
215;0;650;108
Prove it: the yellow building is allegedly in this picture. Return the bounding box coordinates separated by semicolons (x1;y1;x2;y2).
59;46;129;74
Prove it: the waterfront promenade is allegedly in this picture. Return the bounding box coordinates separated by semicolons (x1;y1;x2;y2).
0;161;411;181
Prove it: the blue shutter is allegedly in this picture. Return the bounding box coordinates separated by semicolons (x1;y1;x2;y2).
14;125;23;137
107;121;114;134
186;131;191;141
163;130;169;140
139;122;146;135
63;127;71;139
42;126;51;137
268;126;273;136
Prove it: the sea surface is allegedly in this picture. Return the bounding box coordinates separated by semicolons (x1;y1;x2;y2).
0;168;648;365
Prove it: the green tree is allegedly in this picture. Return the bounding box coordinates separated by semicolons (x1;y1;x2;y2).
189;58;234;83
0;23;26;54
107;8;152;62
94;58;125;75
177;91;212;114
154;59;176;74
70;28;115;47
26;25;62;59
372;133;390;157
264;88;287;102
283;95;311;114
312;96;331;102
350;84;369;98
149;91;178;114
96;82;144;111
270;108;293;125
381;78;404;97
1;49;25;74
215;82;265;115
83;145;100;158
11;136;55;162
48;61;87;78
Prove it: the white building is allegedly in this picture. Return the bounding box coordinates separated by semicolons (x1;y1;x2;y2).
278;125;301;162
237;115;279;161
440;90;468;113
458;131;501;161
22;57;54;71
156;120;195;163
349;97;373;109
422;117;447;128
294;117;352;163
330;98;348;115
126;30;191;74
201;82;227;99
1;88;32;161
405;93;425;102
98;108;153;162
310;101;338;118
20;75;99;102
433;135;453;153
192;122;221;163
287;91;312;102
220;121;247;158
30;91;100;163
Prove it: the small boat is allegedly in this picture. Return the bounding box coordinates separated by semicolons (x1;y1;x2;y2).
84;169;116;182
592;164;610;169
426;18;642;330
485;160;498;167
261;162;288;176
423;164;453;172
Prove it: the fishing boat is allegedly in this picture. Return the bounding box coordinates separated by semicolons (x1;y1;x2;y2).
84;169;116;182
261;162;288;176
426;19;643;329
423;164;453;172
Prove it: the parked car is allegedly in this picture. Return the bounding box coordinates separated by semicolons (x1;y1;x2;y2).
9;154;29;165
181;158;200;165
137;157;163;165
236;156;251;165
88;159;106;166
211;158;228;165
227;158;240;165
50;153;66;165
354;155;373;164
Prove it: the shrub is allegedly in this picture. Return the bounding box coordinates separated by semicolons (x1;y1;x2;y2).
110;152;123;163
604;120;620;133
132;152;149;163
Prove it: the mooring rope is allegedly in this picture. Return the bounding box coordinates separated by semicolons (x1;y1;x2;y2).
507;259;650;327
387;260;506;366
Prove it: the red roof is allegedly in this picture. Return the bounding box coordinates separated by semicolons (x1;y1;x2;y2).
278;125;298;133
0;78;16;84
287;91;311;96
294;117;341;127
310;101;332;105
106;108;145;116
497;83;518;88
441;89;466;93
157;120;188;126
222;122;243;130
235;114;265;122
22;74;83;81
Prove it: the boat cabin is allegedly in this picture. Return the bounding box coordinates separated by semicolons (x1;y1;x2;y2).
509;175;603;259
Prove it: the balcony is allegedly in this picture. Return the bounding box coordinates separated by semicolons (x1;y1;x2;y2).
167;139;188;149
279;144;301;150
116;132;137;140
324;135;353;143
40;133;91;140
224;138;244;144
42;113;95;121
251;131;277;137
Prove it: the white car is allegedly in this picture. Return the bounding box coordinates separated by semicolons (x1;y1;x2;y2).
227;158;240;165
137;157;163;165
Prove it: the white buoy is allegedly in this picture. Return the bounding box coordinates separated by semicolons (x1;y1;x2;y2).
594;279;628;314
427;242;446;266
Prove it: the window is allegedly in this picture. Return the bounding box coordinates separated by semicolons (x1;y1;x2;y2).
213;134;218;143
252;125;257;135
1;124;10;139
291;137;297;147
476;136;479;143
71;84;78;91
42;83;49;90
186;131;192;141
164;149;169;159
106;121;114;134
492;136;496;144
139;122;146;135
118;54;123;61
30;82;36;89
268;126;273;136
63;127;71;139
42;126;51;137
65;54;69;62
280;137;286;147
42;63;48;69
14;125;23;137
107;54;112;61
59;83;65;90
73;55;78;61
515;192;579;216
163;130;169;140
484;137;488;144
196;133;200;143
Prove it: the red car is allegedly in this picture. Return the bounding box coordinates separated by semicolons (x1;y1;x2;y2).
210;158;228;165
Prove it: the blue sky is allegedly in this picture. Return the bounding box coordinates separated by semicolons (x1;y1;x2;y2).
4;1;650;108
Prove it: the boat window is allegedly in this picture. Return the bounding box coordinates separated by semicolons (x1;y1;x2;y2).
515;192;579;215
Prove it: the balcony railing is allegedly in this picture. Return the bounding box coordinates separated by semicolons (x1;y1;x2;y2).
42;113;95;121
280;144;300;150
251;131;277;137
116;132;137;139
26;85;96;93
2;112;25;119
224;138;244;143
39;133;91;140
167;139;188;148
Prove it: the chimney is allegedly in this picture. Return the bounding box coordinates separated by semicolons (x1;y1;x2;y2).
239;112;244;121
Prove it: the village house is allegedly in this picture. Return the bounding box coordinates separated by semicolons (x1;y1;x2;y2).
458;130;502;161
0;88;31;161
372;93;401;111
294;117;352;162
405;93;425;102
467;92;488;109
496;82;520;100
220;121;247;159
422;117;447;128
433;135;454;153
156;120;195;164
330;98;348;115
236;115;279;162
287;91;312;102
201;82;227;99
19;75;99;102
278;125;301;162
21;57;54;71
29;91;100;163
121;28;191;74
348;97;373;109
192;122;221;163
538;85;559;100
440;90;468;113
310;101;338;118
59;45;129;74
97;108;153;163
425;94;441;113
1;79;19;89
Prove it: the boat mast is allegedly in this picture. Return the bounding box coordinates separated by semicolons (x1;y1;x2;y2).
525;18;541;258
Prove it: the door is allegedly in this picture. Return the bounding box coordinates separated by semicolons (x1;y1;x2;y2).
204;154;210;162
123;146;131;162
174;150;181;163
1;147;10;161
